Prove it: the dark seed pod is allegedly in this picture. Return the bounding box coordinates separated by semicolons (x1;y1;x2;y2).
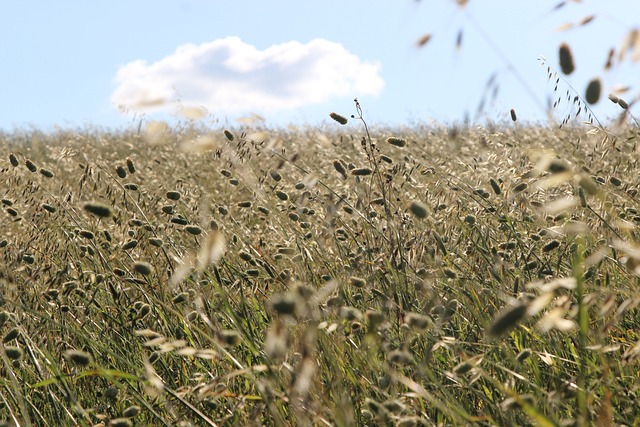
64;350;93;367
4;346;22;360
39;168;54;178
559;43;575;75
122;239;138;250
122;405;141;418
275;190;289;201
487;302;528;338
513;182;528;193
185;225;203;235
115;165;127;178
351;168;373;176
409;201;428;219
79;230;95;239
166;191;181;201
333;159;347;178
272;293;299;315
269;170;282;182
516;348;532;363
3;328;20;343
125;157;136;174
386;137;406;147
585;78;601;104
489;178;502;195
133;261;153;276
25;159;37;172
542;240;560;252
170;216;188;225
329;112;348;125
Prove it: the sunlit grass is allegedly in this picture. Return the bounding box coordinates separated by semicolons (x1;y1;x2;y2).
1;116;639;426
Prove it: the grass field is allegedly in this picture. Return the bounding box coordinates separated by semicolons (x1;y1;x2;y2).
1;111;639;426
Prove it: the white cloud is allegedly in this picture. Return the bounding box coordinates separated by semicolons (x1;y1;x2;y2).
111;37;384;116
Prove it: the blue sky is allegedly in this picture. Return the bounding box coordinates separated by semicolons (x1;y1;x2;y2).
1;0;638;131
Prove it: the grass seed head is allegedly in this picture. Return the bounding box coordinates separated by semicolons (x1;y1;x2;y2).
453;360;474;375
83;202;113;218
513;182;528;193
351;167;373;176
386;137;406;147
109;418;132;427
39;168;54;178
79;230;95;239
349;276;367;288
122;239;138;250
542;240;561;252
409;201;428;219
137;303;151;318
516;348;532;363
42;203;57;213
387;349;413;365
405;312;432;330
617;98;629;110
329;112;348;125
366;310;385;329
269;170;282;181
125;157;136;174
105;386;119;399
585;78;601;104
416;33;432;48
9;153;19;167
185;225;203;235
166;191;181;201
25;159;37;172
272;293;300;316
217;330;242;347
339;306;363;321
122;405;141;418
172;292;188;304
559;42;575;75
149;238;163;247
397;416;421;427
510;108;517;122
333;159;347;178
275;190;289;201
64;349;93;367
170;216;188;225
487;302;529;338
224;129;234;141
4;346;22;360
133;261;153;276
116;165;127;178
3;327;20;343
0;311;9;327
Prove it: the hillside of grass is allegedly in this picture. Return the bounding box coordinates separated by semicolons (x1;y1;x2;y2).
1;118;639;426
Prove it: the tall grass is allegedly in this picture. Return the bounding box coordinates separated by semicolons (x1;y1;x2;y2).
1;113;639;425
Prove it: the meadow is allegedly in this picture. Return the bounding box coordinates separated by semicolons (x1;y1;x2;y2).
1;107;639;426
